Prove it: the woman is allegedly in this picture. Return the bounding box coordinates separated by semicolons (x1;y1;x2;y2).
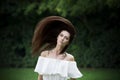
32;16;83;80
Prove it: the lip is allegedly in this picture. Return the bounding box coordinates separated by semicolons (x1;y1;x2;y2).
59;41;62;43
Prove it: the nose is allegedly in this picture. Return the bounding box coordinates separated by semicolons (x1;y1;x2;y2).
61;37;64;41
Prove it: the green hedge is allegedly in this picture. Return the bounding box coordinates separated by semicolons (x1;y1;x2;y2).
0;0;120;68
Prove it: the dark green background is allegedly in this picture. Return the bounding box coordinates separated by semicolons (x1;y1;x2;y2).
0;0;120;68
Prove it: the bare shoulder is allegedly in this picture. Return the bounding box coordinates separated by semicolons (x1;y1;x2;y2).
40;50;49;57
65;53;75;61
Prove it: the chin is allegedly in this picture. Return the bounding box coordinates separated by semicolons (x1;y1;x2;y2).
58;43;62;46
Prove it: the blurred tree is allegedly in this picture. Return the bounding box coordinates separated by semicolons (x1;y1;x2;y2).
0;0;120;68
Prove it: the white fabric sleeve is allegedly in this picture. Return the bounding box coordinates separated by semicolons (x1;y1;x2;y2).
68;62;83;78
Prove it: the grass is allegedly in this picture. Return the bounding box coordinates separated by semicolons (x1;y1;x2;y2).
80;68;120;80
0;68;120;80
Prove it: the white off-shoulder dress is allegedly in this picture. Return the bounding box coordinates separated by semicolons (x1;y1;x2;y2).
34;56;83;80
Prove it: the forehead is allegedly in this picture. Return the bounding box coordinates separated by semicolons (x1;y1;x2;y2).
60;30;70;36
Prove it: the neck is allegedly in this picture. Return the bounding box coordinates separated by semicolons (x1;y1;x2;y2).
52;45;64;55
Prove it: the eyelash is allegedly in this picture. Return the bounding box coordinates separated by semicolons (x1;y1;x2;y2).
60;34;63;37
65;37;69;40
60;34;69;40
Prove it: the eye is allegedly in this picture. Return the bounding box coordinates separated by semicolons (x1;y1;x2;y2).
60;33;63;37
65;36;69;40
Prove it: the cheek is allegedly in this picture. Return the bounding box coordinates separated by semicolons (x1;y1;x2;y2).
57;36;60;40
57;36;61;43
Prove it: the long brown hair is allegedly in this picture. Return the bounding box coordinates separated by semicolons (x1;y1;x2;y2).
32;16;76;56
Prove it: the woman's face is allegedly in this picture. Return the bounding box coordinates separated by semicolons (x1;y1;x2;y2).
57;30;70;47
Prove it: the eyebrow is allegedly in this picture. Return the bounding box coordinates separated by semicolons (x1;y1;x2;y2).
60;33;69;38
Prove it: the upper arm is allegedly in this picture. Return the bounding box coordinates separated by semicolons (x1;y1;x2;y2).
38;51;48;80
66;53;75;61
70;78;76;80
38;75;43;80
67;54;76;80
40;50;48;57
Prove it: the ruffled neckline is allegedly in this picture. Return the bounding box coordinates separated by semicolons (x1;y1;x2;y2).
34;56;83;78
39;56;76;63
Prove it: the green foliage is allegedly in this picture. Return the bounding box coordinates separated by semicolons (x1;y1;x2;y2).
0;0;120;68
24;3;37;15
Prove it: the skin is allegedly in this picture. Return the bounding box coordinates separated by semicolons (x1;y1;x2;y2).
38;30;76;80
